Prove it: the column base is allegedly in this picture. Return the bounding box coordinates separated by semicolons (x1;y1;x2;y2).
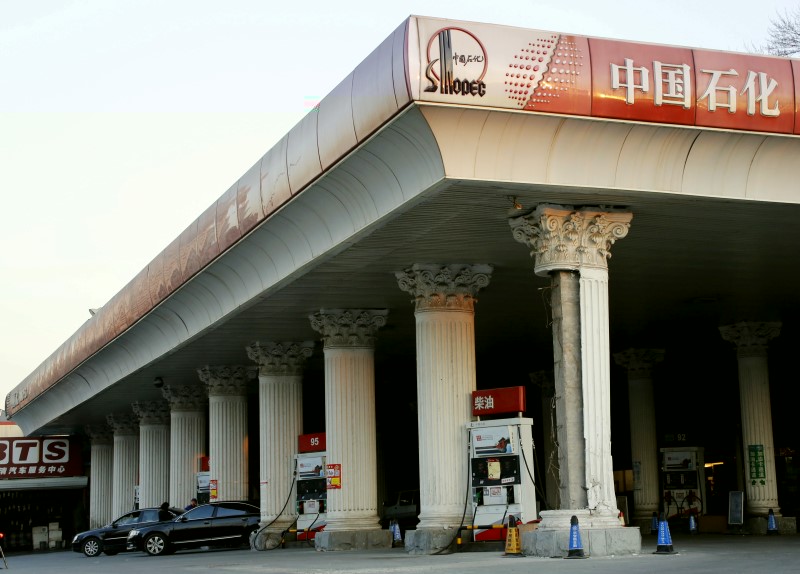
252;528;284;551
524;509;641;557
745;516;797;535
404;528;459;555
314;529;392;551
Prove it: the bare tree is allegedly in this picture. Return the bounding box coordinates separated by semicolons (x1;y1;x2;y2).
761;8;800;57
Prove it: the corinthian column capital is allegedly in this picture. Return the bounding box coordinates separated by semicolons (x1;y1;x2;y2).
85;424;113;444
510;205;632;275
309;309;388;348
197;365;256;396
161;384;208;412
613;349;665;378
106;413;138;435
719;322;781;358
246;341;315;376
131;400;171;425
395;264;493;312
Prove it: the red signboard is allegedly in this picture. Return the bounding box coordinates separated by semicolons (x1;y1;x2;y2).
298;432;326;453
0;437;82;479
414;17;800;136
471;386;526;416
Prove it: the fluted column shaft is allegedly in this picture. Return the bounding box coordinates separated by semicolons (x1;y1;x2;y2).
259;374;303;524
199;366;254;502
163;385;207;508
324;347;379;529
310;309;387;532
580;267;617;513
396;264;492;531
614;349;664;521
87;427;113;528
107;414;139;518
247;342;313;529
133;401;170;508
414;307;475;527
720;322;781;516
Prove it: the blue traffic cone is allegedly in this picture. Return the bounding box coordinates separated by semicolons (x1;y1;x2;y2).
688;513;698;534
767;509;779;535
654;512;676;554
565;515;587;559
650;512;659;535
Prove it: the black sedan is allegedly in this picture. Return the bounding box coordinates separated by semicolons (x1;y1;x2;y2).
72;507;184;557
127;501;260;556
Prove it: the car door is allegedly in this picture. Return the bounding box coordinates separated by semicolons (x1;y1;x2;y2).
103;511;142;550
209;503;251;545
168;504;216;548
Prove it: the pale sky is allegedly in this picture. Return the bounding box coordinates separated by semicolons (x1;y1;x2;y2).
1;0;796;405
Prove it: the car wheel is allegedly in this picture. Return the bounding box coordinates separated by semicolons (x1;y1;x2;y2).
82;537;101;557
144;533;169;556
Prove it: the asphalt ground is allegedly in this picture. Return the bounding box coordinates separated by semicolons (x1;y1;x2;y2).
2;533;799;573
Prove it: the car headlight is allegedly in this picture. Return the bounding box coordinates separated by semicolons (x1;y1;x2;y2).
72;534;80;543
128;530;139;538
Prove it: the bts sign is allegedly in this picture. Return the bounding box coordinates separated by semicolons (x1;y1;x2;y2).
0;437;82;478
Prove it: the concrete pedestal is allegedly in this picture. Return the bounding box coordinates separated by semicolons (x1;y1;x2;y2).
524;509;641;557
404;529;460;555
314;529;393;551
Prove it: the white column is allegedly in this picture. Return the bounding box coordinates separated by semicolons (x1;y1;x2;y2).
580;266;617;514
198;365;254;502
720;321;782;516
310;309;387;531
107;413;139;519
614;348;664;521
162;385;207;508
396;264;492;530
132;400;171;508
510;205;631;528
86;425;114;528
246;341;313;531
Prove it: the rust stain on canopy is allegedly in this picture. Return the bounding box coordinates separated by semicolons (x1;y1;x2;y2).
5;19;412;416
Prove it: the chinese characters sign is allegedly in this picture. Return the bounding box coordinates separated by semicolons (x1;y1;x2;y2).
0;437;82;478
748;444;767;485
413;17;800;136
590;39;795;134
472;386;526;416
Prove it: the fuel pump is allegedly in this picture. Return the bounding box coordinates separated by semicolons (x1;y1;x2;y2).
467;417;537;541
295;433;327;540
660;446;706;519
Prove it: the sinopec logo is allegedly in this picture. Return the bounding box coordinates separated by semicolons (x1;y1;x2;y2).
424;27;487;97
